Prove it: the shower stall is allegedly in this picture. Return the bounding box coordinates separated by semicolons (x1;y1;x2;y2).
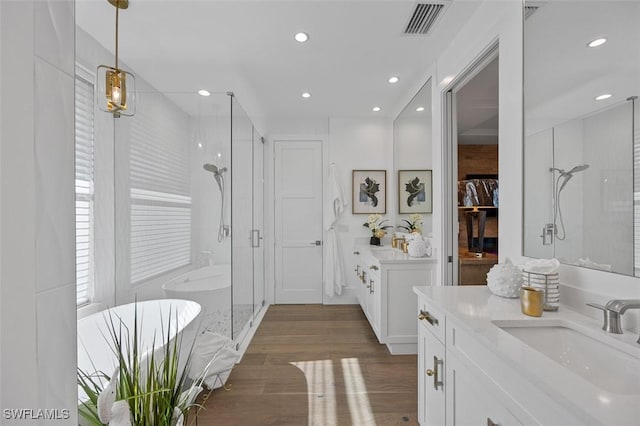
112;91;265;346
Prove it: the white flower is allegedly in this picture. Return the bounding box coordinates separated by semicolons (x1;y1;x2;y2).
409;213;423;224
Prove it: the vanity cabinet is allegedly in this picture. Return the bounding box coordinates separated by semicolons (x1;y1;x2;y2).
418;305;445;426
416;293;529;426
446;350;521;426
354;246;435;354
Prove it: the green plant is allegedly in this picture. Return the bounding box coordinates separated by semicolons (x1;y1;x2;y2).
397;213;423;234
78;306;210;425
363;214;392;238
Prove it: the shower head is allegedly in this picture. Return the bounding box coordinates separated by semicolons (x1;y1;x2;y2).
203;163;227;176
203;163;227;192
550;164;590;178
567;164;589;175
556;164;590;192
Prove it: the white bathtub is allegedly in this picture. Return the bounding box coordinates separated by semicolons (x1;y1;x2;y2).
77;299;201;402
162;264;232;336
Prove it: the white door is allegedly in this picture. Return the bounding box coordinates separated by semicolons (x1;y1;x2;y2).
274;140;323;303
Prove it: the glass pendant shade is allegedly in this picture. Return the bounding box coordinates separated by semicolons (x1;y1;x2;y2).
97;65;136;117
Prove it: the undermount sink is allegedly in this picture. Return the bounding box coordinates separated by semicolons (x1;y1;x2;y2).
493;320;640;395
370;249;402;260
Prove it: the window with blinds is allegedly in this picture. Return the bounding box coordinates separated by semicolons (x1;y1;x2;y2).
75;69;95;306
129;100;192;284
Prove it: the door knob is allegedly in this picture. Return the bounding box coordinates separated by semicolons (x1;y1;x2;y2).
310;240;322;246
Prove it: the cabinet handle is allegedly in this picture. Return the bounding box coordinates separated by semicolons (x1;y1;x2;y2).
369;265;379;270
487;418;498;426
353;251;360;255
432;355;443;390
418;310;439;326
369;279;374;294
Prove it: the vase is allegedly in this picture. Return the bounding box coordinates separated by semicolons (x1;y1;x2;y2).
370;236;381;246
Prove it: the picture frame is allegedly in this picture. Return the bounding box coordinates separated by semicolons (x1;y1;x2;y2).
398;170;432;214
352;170;386;214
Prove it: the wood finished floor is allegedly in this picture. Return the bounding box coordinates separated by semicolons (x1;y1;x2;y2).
194;304;418;426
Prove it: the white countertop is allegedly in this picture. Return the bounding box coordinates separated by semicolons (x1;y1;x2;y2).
355;243;436;265
413;286;640;426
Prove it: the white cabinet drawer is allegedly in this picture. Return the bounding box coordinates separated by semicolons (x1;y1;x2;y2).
418;297;446;345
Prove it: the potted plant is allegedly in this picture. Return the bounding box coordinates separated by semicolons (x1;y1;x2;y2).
77;308;212;426
398;213;423;235
363;214;392;245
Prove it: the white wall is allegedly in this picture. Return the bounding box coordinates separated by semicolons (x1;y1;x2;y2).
581;103;633;274
327;118;394;303
1;1;77;424
264;117;393;304
523;128;554;258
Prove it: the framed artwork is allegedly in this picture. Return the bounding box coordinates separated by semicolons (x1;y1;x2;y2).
352;170;386;214
398;170;432;214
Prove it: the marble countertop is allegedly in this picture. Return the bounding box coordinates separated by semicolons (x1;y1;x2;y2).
413;286;640;426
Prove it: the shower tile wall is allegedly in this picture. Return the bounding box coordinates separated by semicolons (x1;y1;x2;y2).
1;0;77;424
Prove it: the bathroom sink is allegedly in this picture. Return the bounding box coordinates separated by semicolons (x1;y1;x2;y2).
493;320;640;395
370;249;403;260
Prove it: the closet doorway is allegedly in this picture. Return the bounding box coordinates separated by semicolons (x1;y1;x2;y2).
444;47;499;286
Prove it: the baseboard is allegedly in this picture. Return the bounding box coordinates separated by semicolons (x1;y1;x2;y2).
323;286;359;304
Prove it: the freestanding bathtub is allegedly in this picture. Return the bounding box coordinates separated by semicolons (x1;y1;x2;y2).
77;299;201;402
162;264;232;337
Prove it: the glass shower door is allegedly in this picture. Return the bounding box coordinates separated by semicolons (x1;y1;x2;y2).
231;96;254;342
252;129;265;314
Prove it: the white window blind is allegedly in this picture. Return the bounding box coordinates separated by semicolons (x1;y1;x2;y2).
75;69;95;306
129;101;191;284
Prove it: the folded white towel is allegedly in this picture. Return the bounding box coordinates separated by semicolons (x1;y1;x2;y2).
523;258;560;274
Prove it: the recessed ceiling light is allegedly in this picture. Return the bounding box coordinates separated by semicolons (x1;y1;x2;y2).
587;38;607;48
198;89;210;97
441;75;455;86
595;93;612;101
388;76;399;84
372;106;381;112
302;92;311;98
416;107;425;112
294;32;309;43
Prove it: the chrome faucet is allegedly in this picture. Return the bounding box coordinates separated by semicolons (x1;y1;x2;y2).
587;299;640;343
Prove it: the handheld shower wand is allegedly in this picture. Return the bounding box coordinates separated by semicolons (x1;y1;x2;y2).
203;163;228;242
549;164;589;240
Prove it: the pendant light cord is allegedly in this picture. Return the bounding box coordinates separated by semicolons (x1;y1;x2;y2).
115;0;119;68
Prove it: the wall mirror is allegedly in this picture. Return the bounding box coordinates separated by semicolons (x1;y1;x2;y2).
393;79;433;232
523;0;640;276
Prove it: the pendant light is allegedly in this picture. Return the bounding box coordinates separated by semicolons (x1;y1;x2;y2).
97;0;136;117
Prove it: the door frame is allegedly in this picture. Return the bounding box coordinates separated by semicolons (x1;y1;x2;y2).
265;134;328;304
441;42;499;286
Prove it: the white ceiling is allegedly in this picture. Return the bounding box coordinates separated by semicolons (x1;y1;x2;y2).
77;0;481;129
456;56;499;145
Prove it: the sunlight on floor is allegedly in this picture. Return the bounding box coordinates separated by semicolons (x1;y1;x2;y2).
291;359;337;425
342;357;376;425
291;357;376;426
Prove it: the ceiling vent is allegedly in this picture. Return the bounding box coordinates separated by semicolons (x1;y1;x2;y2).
404;2;450;36
524;1;546;20
524;6;539;19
